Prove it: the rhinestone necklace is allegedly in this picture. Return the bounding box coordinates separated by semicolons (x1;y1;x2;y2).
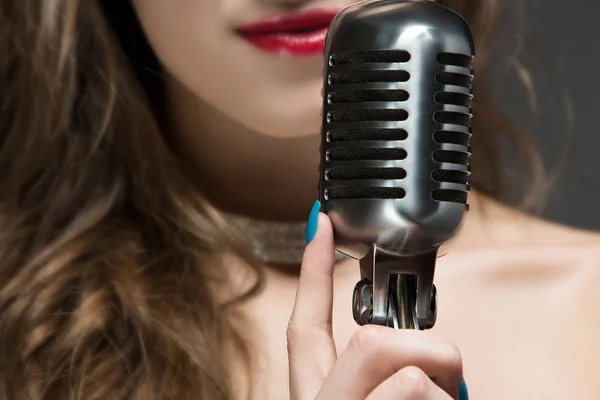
222;211;347;264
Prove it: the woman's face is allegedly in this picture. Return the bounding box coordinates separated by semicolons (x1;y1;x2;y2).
132;0;365;139
130;0;437;218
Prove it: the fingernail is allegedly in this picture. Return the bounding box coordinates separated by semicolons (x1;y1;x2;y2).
305;200;321;245
459;378;469;400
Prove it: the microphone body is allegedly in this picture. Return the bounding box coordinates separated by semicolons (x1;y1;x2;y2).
319;0;474;329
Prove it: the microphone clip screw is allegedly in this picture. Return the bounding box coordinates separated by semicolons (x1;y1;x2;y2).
352;279;374;325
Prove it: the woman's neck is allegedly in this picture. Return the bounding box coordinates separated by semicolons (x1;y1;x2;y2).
165;75;320;221
162;75;526;238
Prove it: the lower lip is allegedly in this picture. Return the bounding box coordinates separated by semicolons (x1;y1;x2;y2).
239;27;329;56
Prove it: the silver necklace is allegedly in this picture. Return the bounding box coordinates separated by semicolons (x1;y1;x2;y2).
222;211;346;264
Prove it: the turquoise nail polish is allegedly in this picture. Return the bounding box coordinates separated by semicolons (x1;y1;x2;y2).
459;378;469;400
305;200;321;244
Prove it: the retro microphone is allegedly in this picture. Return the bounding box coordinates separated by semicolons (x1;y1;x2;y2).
318;0;475;330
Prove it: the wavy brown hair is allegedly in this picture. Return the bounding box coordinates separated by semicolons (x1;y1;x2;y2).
0;0;540;399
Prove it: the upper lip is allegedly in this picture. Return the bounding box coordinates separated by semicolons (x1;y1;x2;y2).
236;8;340;35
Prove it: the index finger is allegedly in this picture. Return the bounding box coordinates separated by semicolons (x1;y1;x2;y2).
287;208;337;400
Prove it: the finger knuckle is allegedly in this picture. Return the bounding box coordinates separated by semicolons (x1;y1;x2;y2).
397;366;430;399
440;339;463;372
349;325;383;355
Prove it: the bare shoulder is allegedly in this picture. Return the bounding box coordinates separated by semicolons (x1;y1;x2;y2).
519;210;600;249
444;194;600;333
459;195;600;255
436;198;600;399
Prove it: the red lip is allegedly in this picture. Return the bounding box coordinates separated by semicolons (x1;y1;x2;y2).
236;9;340;56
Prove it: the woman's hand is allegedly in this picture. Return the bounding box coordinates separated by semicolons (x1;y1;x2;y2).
287;205;465;400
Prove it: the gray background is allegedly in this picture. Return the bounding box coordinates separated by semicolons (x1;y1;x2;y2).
495;0;600;230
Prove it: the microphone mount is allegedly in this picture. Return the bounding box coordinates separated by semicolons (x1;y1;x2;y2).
351;245;438;330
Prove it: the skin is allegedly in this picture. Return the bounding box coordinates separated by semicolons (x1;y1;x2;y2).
131;0;600;398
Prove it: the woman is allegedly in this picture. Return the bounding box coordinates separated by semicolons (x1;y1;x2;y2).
0;0;598;399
